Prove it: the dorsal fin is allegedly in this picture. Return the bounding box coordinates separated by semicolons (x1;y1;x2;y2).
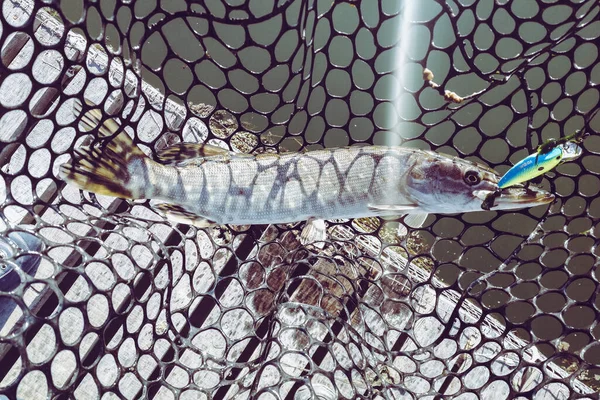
156;143;231;166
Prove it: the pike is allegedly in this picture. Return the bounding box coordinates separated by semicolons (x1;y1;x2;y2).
60;105;554;244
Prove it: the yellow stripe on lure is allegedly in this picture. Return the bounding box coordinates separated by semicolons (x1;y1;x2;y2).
498;141;582;189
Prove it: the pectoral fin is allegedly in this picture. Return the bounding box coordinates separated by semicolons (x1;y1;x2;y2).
152;203;215;228
368;204;419;213
397;213;428;237
156;143;231;166
300;218;327;248
403;213;428;228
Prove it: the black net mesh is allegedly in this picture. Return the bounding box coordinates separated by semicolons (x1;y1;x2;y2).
1;0;599;398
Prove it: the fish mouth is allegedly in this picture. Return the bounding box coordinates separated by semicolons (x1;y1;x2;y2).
488;185;554;210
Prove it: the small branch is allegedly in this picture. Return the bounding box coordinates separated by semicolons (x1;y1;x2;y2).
423;68;464;104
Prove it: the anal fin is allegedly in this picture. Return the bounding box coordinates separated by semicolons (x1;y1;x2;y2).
300;218;327;248
152;203;215;228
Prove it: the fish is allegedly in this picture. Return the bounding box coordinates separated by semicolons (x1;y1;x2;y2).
498;141;583;189
59;105;554;243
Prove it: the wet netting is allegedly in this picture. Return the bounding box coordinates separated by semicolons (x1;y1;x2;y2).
1;0;600;398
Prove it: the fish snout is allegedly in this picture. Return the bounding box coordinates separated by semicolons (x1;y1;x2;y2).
494;184;555;210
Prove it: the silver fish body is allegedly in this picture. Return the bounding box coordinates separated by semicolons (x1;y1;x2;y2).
60;107;555;227
140;147;465;224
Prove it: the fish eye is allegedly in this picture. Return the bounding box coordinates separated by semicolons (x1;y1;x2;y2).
464;170;481;185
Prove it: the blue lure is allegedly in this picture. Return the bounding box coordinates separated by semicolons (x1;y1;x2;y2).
498;142;582;189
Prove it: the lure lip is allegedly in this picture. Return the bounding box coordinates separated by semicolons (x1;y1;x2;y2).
561;141;583;161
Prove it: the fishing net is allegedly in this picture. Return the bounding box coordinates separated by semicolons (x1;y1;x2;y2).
1;0;599;398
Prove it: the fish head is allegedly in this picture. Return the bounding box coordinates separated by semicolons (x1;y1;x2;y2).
405;153;555;213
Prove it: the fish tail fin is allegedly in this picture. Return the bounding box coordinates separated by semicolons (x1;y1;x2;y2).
60;105;149;199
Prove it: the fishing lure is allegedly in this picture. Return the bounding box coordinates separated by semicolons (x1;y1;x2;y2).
482;107;597;211
481;138;583;210
498;140;583;189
